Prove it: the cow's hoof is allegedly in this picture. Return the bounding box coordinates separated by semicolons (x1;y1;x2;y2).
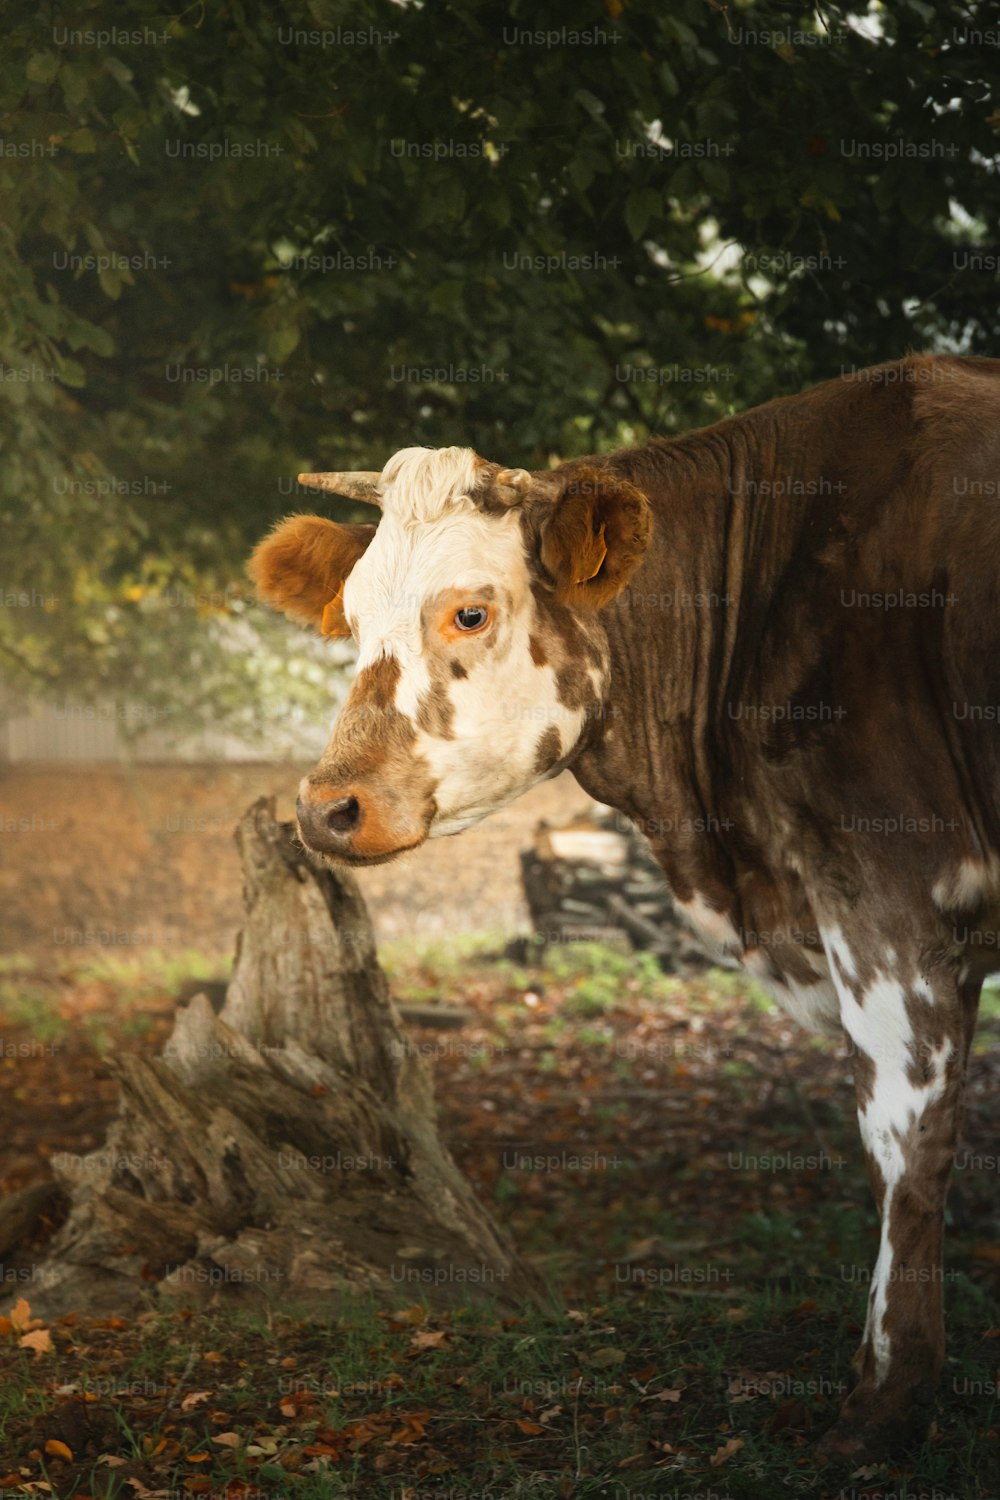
815;1408;920;1466
814;1420;879;1464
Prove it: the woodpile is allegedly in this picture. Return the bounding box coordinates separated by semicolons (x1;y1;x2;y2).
518;805;715;973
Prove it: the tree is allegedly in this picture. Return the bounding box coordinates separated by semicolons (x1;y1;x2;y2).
2;0;998;726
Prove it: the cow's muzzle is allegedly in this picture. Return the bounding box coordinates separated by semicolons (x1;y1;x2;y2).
295;778;431;865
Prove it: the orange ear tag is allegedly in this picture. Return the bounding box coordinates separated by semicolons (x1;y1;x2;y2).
574;522;607;585
320;590;351;637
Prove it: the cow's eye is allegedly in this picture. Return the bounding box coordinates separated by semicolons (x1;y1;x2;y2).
454;605;490;632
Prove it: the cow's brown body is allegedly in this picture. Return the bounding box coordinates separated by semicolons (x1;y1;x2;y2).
567;354;1000;985
252;354;1000;1456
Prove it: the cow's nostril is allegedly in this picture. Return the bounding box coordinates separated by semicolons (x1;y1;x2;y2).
325;795;361;834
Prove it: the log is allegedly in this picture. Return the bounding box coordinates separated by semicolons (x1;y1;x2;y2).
520;806;716;972
10;798;543;1319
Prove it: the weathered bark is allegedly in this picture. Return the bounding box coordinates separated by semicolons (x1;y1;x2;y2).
17;798;543;1319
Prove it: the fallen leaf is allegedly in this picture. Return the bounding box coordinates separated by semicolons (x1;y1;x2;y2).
246;1438;279;1456
44;1440;73;1462
389;1305;428;1326
21;1328;53;1356
211;1432;242;1448
410;1330;448;1351
710;1436;744;1467
10;1298;31;1330
587;1347;627;1368
180;1391;212;1412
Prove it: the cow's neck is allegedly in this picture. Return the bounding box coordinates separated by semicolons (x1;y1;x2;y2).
569;416;832;915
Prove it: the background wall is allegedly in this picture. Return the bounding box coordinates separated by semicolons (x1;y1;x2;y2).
0;764;590;957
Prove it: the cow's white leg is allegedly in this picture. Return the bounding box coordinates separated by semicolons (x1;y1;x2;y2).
820;928;979;1450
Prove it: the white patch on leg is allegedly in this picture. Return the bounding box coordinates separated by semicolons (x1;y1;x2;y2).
748;964;840;1034
821;923;858;984
829;960;954;1385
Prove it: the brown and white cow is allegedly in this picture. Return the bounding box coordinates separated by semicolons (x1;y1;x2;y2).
250;353;1000;1456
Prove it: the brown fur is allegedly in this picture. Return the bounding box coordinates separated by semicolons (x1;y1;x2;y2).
533;725;562;775
301;657;438;863
248;515;376;630
538;467;652;610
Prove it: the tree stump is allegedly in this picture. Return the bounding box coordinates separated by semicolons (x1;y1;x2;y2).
18;799;543;1319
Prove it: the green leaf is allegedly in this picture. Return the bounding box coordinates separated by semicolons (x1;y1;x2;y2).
871;169;896;211
60;63;90;108
665;17;699;47
624;187;661;240
428;281;464;314
574;89;606;122
78;322;115;357
433;178;466;222
98;268;123;300
66;128;97;154
103;57;134;88
569;155;595;192
700;159;730;195
26;53;61;85
487;191;511;228
671;162;700;198
56;357;86;387
267;324;300;362
659;61;679;98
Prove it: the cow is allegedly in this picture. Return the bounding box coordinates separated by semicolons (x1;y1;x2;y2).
249;353;999;1458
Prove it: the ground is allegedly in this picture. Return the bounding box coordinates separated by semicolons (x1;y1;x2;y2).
0;936;997;1500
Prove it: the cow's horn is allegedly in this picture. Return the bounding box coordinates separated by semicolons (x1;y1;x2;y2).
297;471;383;506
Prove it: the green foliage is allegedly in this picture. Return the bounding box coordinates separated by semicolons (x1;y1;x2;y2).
2;0;998;724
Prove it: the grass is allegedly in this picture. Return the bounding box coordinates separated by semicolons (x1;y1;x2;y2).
0;937;997;1497
0;948;225;1055
1;1284;994;1498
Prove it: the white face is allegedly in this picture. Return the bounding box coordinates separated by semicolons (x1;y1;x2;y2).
338;446;605;838
252;442;645;864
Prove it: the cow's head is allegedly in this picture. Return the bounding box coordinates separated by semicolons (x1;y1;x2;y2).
249;447;651;864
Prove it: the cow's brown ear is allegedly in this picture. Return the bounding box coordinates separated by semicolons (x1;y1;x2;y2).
248;516;376;633
539;467;652;609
